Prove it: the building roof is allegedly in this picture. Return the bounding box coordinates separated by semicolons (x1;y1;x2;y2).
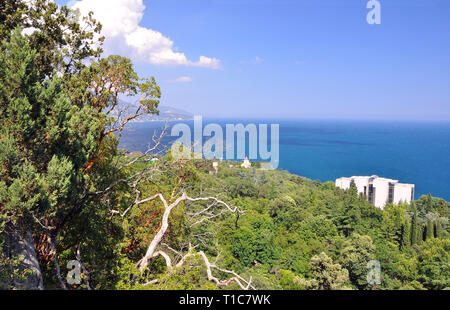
336;175;413;186
337;175;398;182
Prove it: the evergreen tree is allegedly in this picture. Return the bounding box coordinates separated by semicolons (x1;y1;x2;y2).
0;26;160;289
410;204;419;245
425;219;434;240
295;252;350;290
435;220;442;239
436;200;447;218
349;180;358;197
0;28;101;288
338;234;376;289
426;194;433;213
0;0;103;80
417;225;424;244
401;220;411;249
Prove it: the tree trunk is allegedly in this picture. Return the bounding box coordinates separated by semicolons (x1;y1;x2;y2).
138;204;172;273
4;226;43;290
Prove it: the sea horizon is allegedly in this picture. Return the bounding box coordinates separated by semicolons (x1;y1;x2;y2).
119;118;450;201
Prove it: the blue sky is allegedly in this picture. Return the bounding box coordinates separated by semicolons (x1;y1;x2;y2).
57;0;450;120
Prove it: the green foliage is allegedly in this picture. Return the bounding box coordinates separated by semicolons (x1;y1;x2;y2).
426;219;434;240
0;0;103;79
0;28;100;230
417;238;450;290
0;252;31;289
410;204;419;245
277;269;303;290
294;252;350;290
298;215;338;242
231;213;279;268
338;234;375;289
0;2;160;290
1;1;449;291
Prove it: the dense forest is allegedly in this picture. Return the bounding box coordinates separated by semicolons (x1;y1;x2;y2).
0;1;449;290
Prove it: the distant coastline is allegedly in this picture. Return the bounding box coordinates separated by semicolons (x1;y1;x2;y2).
118;118;450;201
133;105;194;122
132;117;194;123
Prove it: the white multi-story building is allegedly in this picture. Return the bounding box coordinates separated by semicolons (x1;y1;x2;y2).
335;175;415;209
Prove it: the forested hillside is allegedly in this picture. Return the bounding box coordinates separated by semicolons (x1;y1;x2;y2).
0;1;448;291
91;154;449;290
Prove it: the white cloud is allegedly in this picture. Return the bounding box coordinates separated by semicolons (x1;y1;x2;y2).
254;56;263;64
71;0;220;69
195;56;221;69
239;56;262;65
171;76;193;83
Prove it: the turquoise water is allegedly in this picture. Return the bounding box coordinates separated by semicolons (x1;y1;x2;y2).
118;119;450;201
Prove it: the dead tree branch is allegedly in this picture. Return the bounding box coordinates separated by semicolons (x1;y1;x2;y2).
146;246;255;290
47;236;67;290
135;193;243;273
76;244;92;290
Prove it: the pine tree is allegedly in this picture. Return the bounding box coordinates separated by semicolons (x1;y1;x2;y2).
435;220;442;239
426;194;433;213
1;25;160;289
417;225;424;244
401;220;411;249
0;28;104;288
410;205;419;245
425;219;434;240
349;180;358;197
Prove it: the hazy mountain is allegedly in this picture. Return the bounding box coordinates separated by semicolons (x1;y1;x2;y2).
133;106;194;122
113;101;194;122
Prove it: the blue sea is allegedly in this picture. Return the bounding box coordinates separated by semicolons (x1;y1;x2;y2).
118;119;450;201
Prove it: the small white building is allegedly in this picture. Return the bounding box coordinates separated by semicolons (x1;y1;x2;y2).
241;158;252;169
335;175;414;209
212;161;219;173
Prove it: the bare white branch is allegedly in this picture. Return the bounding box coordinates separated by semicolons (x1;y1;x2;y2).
76;244;92;290
146;245;255;290
136;193;243;273
47;236;67;290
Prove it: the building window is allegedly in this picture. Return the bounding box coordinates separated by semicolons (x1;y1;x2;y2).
364;186;367;196
411;188;414;202
388;183;395;203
